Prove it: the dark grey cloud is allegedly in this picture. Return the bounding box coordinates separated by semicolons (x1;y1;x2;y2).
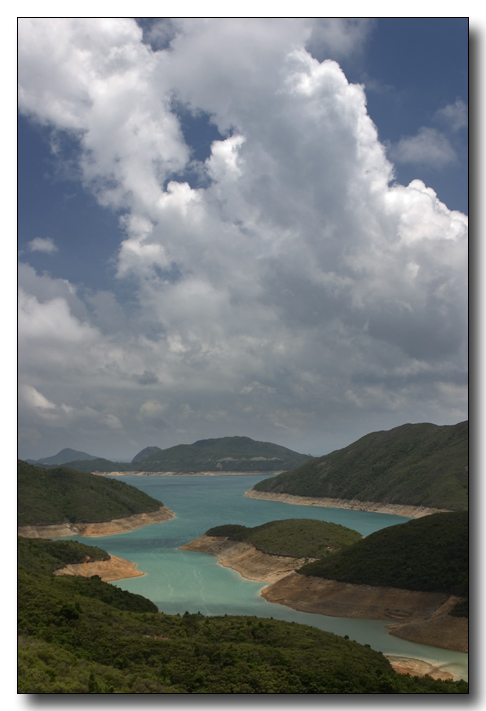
134;370;159;385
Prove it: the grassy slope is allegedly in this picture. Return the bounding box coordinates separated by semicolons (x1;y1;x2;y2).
253;422;468;511
18;539;467;694
298;511;468;599
56;436;313;473
18;460;163;526
206;519;362;559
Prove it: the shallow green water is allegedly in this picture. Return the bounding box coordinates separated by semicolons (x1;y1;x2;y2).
69;474;468;681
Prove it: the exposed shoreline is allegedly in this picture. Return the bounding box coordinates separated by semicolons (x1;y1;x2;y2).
180;534;468;679
179;534;311;584
17;505;175;539
261;572;468;654
243;489;454;519
53;554;146;582
384;656;457;681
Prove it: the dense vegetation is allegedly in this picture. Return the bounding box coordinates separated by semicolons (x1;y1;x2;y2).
18;536;110;575
18;460;163;526
206;519;362;559
253;422;468;511
18;539;467;693
299;512;468;602
18;538;157;614
40;436;313;473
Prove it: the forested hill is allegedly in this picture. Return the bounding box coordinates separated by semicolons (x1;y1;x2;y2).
298;511;468;603
18;461;163;527
252;422;468;511
205;519;362;559
18;539;467;693
41;436;313;474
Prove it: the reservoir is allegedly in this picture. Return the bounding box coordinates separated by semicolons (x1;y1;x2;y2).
68;473;468;681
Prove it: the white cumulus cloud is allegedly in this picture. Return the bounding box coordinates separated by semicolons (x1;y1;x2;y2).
27;237;58;253
434;98;468;132
17;18;468;459
389;127;457;168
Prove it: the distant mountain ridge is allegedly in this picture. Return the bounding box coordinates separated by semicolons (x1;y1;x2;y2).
26;448;100;466
31;436;313;474
252;421;468;512
131;446;162;464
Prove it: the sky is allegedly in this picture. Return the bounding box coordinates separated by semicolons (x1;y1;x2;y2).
17;17;469;461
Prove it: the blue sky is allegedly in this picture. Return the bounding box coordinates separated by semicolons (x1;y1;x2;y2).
18;18;468;461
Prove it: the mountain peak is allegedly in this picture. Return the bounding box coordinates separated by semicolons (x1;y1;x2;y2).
131;446;163;464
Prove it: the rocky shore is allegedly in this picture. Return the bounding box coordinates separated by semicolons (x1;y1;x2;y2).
17;505;175;539
244;489;453;519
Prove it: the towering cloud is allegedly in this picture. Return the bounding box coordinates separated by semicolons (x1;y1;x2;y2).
18;19;467;458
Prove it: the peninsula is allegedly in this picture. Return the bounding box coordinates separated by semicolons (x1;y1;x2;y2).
181;513;468;656
249;421;468;513
180;519;362;583
18;460;175;539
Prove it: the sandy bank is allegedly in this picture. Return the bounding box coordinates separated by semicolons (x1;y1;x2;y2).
18;505;175;539
385;656;456;681
244;489;453;519
179;535;313;584
261;572;467;653
53;554;145;582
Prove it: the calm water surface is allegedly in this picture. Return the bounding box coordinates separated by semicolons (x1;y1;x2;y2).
69;474;468;681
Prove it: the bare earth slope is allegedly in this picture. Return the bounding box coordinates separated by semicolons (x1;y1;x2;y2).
261;572;468;653
53;554;146;582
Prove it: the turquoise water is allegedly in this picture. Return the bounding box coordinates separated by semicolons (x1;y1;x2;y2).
69;474;468;681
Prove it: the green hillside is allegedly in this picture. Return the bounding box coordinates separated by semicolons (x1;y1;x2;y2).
136;436;312;472
18;536;110;575
298;511;468;603
253;422;468;511
132;446;162;463
55;457;132;473
206;519;362;559
18;460;163;527
18;539;467;693
51;436;313;473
